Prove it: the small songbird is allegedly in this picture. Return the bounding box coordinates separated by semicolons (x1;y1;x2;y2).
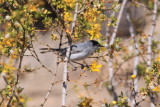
40;40;104;61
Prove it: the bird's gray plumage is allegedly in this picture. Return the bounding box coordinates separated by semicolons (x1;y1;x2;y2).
40;40;104;61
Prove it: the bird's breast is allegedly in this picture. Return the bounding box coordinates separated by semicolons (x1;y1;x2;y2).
69;51;91;61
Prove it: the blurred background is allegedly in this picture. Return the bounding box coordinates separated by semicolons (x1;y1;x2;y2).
0;0;160;107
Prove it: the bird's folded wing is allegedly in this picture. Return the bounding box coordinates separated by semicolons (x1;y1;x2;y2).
70;49;82;54
70;45;84;54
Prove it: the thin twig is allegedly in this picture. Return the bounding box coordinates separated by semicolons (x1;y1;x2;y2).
7;18;27;107
40;28;64;107
77;2;91;14
29;43;53;75
131;1;153;14
40;80;62;107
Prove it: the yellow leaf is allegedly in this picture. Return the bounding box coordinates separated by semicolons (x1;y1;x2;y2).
2;63;16;73
156;52;160;62
100;47;107;51
64;12;73;22
90;61;102;72
19;98;25;103
2;69;7;73
152;85;160;92
131;75;136;79
0;0;4;3
111;101;117;105
95;33;101;39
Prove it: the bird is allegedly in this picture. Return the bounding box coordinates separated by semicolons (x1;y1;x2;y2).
40;40;104;61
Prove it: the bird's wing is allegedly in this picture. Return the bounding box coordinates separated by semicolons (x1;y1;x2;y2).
70;45;85;54
70;41;93;54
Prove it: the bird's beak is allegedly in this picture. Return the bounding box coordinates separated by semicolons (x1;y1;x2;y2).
99;45;105;47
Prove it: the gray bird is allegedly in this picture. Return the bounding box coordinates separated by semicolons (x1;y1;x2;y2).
40;40;104;61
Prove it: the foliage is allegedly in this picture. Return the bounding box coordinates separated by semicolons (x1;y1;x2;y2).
0;0;160;107
77;97;93;107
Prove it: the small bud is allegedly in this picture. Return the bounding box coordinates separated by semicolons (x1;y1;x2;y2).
10;49;14;54
5;33;10;38
5;15;11;20
93;5;97;8
149;83;154;89
142;95;146;99
97;4;101;8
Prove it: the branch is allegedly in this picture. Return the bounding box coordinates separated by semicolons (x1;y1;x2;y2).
62;2;79;107
40;30;64;107
71;3;79;35
147;0;158;67
29;42;53;74
7;19;27;107
107;0;128;103
126;12;139;107
131;1;153;14
41;80;62;107
147;0;158;107
109;0;128;46
76;2;91;14
105;0;120;47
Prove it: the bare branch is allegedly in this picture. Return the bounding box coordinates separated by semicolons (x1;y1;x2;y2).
41;80;62;107
106;0;128;104
77;3;91;14
126;12;139;107
131;1;153;14
62;2;79;107
147;0;158;107
109;0;128;46
147;0;158;67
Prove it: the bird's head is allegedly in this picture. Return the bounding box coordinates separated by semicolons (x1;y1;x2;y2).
90;40;104;47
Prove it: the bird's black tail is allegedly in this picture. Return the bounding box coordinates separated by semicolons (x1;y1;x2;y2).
40;48;63;54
